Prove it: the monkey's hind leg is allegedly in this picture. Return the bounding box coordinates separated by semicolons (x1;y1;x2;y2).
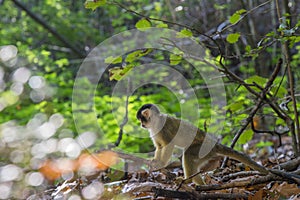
182;150;207;185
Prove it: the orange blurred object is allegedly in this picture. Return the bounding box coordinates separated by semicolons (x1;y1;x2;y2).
76;151;119;171
39;151;119;181
252;116;261;130
95;150;119;170
39;160;62;181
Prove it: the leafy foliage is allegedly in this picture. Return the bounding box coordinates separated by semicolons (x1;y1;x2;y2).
226;33;241;44
135;18;152;30
229;9;247;24
1;0;300;199
85;0;106;11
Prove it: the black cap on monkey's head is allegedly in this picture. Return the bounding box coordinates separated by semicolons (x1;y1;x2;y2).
136;104;160;122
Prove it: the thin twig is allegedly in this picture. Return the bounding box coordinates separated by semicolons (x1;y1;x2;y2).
214;0;272;36
250;119;290;147
176;170;203;191
221;58;283;168
115;78;131;147
110;0;222;48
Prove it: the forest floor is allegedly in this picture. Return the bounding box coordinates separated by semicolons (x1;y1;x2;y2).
29;136;300;200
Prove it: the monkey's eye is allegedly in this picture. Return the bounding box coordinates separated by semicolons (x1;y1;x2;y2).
139;120;148;128
140;116;147;122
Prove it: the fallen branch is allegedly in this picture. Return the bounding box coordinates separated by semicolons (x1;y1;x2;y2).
221;157;300;183
277;156;300;171
196;174;274;191
152;187;196;199
152;187;248;199
221;171;261;182
269;169;300;184
197;169;300;192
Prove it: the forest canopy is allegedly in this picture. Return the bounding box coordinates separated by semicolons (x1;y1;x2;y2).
0;0;300;199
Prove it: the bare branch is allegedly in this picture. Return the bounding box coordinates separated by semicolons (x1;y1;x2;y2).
222;59;284;168
11;0;86;58
152;187;248;200
115;78;131;147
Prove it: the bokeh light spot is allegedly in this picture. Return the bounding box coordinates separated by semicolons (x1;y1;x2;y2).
25;172;44;186
0;164;22;182
49;113;64;129
0;183;12;199
0;45;17;62
76;131;96;148
81;181;104;199
36;122;56;139
28;76;45;89
12;67;31;83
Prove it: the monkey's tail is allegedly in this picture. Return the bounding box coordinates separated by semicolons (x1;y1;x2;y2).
215;144;269;174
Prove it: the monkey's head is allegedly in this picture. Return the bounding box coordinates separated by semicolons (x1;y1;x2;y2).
136;104;160;129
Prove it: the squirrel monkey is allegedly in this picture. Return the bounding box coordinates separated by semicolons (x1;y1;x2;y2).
136;104;269;185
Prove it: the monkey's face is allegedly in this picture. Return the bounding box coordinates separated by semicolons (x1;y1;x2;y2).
136;104;159;129
137;108;151;129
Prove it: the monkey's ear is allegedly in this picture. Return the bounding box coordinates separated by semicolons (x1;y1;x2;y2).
141;109;151;119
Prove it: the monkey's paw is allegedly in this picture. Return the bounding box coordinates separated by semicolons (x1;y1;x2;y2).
149;159;165;170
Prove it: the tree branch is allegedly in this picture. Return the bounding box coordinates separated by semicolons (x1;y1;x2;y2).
114;78;131;147
275;0;300;155
222;58;284;168
152;187;248;200
197;169;300;192
11;0;86;58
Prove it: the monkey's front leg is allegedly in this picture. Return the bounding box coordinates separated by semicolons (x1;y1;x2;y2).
152;144;174;169
153;144;162;161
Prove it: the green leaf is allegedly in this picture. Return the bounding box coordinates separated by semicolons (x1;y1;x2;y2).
55;58;69;68
266;31;275;37
108;65;134;81
226;101;244;112
229;9;247;24
109;67;124;81
170;54;182;65
245;45;251;53
125;49;152;63
156;22;168;28
229;14;240;24
41;50;51;57
270;85;287;98
238;129;254;144
244;75;268;93
176;28;193;38
245;75;267;86
85;0;106;11
256;141;273;148
135;18;151;30
226;33;240;44
104;56;122;64
275;118;285;126
214;4;228;10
